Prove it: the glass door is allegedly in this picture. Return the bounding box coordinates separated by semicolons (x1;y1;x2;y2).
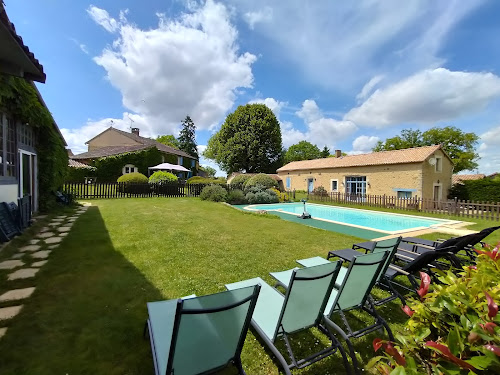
345;176;367;201
19;150;37;211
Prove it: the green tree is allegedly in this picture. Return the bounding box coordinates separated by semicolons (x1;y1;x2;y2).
373;126;479;173
320;146;330;158
177;116;198;158
204;104;283;174
156;134;180;149
200;165;216;178
284;141;321;163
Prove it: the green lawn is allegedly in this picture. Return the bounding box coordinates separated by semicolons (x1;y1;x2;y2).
0;198;490;374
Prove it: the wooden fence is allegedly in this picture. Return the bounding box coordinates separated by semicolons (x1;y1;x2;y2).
62;182;240;200
304;191;500;221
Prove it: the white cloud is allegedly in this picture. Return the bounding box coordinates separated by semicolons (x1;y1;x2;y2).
356;75;384;101
243;7;273;29
349;135;380;155
249;97;286;118
79;44;89;54
87;5;119;33
345;68;500;128
87;1;256;134
296;99;322;123
478;126;500;175
228;0;483;89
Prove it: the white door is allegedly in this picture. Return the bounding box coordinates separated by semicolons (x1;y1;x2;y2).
19;150;37;211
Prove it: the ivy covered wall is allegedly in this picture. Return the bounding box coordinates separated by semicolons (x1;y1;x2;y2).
92;147;163;182
0;74;68;211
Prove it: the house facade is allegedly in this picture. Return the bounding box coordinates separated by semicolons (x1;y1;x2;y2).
0;3;67;211
71;127;198;179
277;145;453;201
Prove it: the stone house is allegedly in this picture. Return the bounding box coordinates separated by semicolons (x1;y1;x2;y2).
277;145;453;201
0;3;67;211
71;127;198;179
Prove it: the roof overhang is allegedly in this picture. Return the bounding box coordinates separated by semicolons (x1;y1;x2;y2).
0;4;45;82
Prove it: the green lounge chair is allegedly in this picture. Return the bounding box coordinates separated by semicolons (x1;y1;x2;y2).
271;251;391;374
225;262;352;375
145;285;260;375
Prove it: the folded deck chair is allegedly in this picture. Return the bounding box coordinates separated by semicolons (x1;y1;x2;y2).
401;225;500;249
271;251;391;375
226;262;352;375
146;286;260;375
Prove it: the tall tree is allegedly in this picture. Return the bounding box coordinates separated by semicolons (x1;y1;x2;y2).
204;104;283;174
177;116;198;158
373;126;479;173
199;165;216;178
156;135;180;149
284;141;321;163
320;146;330;158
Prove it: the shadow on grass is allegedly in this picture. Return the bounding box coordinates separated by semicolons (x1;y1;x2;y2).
0;206;164;375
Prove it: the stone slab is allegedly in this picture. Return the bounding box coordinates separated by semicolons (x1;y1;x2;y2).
10;254;23;259
39;227;50;233
29;239;40;245
59;232;68;237
31;260;47;267
44;237;62;244
0;287;35;302
8;268;39;280
57;226;71;232
31;251;51;259
19;245;41;252
0;306;23;320
37;232;55;239
48;245;58;249
0;327;6;338
0;260;24;270
35;215;47;219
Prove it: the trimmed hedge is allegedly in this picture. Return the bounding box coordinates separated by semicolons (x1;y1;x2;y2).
117;172;148;183
187;176;226;184
244;174;278;190
149;171;178;183
448;179;500;202
66;167;95;183
230;174;252;186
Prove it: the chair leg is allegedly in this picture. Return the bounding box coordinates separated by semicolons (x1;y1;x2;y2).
322;318;361;375
234;358;246;375
365;299;395;342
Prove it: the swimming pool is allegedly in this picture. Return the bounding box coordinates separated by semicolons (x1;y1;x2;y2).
244;203;460;234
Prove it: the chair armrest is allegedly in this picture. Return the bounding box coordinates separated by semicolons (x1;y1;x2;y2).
388;265;410;276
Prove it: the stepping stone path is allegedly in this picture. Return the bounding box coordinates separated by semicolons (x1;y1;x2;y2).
44;237;62;244
0;260;24;270
31;251;51;259
8;268;39;280
0;207;84;341
19;245;41;252
0;306;23;321
0;288;35;302
31;260;47;267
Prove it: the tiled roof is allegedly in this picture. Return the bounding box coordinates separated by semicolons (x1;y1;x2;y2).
71;145;151;160
452;174;485;185
69;159;95;169
85;127;196;159
277;145;443;172
0;3;46;82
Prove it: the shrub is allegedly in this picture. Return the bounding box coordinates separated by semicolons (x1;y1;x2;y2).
312;186;328;197
449;179;500;202
370;242;500;375
246;188;279;204
148;171;178;184
270;187;289;202
226;189;247;205
117;172;148;183
230;174;252;186
200;184;228;202
245;174;279;190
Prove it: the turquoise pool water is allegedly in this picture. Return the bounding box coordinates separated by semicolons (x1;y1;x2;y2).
246;203;456;233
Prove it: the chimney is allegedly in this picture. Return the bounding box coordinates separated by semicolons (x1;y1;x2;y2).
131;128;140;136
335;149;342;158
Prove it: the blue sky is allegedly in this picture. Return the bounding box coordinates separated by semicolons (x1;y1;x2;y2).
6;0;500;175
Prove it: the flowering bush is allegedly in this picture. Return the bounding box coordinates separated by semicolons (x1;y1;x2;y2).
369;242;500;374
270;187;289;202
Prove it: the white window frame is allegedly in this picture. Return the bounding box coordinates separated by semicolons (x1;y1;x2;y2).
18;149;38;211
122;164;137;174
330;179;339;192
397;190;412;199
435;156;442;172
